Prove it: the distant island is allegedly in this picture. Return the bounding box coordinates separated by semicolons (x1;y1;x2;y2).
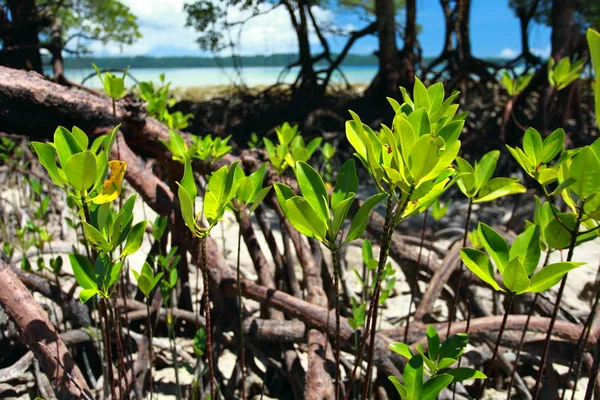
63;53;509;70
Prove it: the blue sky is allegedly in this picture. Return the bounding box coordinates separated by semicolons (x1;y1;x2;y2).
90;0;552;59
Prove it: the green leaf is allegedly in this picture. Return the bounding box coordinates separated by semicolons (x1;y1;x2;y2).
82;221;111;252
71;126;89;151
419;374;453;400
506;145;535;175
285;196;327;241
527;262;585;293
235;177;254;205
403;354;424;400
64;151;97;192
204;165;228;224
455;157;475;197
408;134;444;183
31;142;64;187
544;213;577;249
388;376;408;399
331;194;355;238
478;223;509;273
439;333;469;361
79;288;100;303
474;177;526;203
569;146;600;198
407;108;431;138
138;274;152;297
180;157;197;201
426;325;440;361
541;128;565;163
474;150;500;193
394;115;415;163
523;128;543;166
295;161;329;221
413;77;430;111
447;368;487;382
509;225;541;276
389;342;413;359
502;258;530;293
69;254;97;290
249;186;271;213
54;126;82;167
332;159;358;209
460;248;504;292
273;183;295;214
176;183;196;233
437;120;464;149
344;193;387;243
122;221;147;257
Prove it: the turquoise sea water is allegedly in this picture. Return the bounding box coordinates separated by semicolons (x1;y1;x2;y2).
63;65;379;89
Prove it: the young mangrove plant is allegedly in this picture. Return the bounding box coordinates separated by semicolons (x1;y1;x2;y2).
388;325;485;399
274;159;385;399
460;222;585;398
344;78;467;398
177;156;240;399
229;162;272;399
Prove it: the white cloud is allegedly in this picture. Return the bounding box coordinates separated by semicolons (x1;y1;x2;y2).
531;45;551;59
87;0;334;57
497;47;518;59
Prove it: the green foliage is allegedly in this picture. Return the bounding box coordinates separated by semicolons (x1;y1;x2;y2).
93;64;128;100
194;328;207;357
264;123;321;175
588;28;600;126
139;74;193;131
247;132;262;149
388;325;485;400
547;57;586;91
161;130;232;165
351;240;396;306
456;150;526;203
274;160;385;248
460;223;584;295
500;70;534;96
230;163;271;215
132;262;163;298
431;199;450;222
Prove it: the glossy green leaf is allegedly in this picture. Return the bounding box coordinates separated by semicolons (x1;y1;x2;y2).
176;183;196;233
389;342;413;359
527;262;585;293
31;142;64;187
408;134;444;183
394;115;415;163
419;374;454;400
426;325;440;361
474;150;500;193
506;145;535;175
332;159;358;209
509;225;541;275
235;177;254;205
122;221;147;257
439;333;468;361
71;126;89;151
544;213;577;249
295;161;329;221
79;288;100;303
455;157;475;197
523;128;543;166
285;196;327;240
478;223;509;273
331;194;355;238
413;77;430;110
502;258;530;293
204;165;228;223
69;254;97;290
447;368;487;382
460;248;503;292
388;376;408;399
541;128;565;163
54;126;82;167
403;354;424;400
437;120;464;149
64;151;96;192
569;146;600;198
408;107;431;138
474;177;526;203
249;186;271;213
81;221;111;252
344;193;386;243
273;183;295;214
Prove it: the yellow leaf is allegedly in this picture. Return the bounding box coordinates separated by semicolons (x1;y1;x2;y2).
92;160;126;204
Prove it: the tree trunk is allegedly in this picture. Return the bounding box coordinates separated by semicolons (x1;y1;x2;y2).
455;0;471;63
550;0;577;60
2;0;43;73
398;0;417;89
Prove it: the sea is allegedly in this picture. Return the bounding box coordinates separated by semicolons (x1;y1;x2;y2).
61;65;379;89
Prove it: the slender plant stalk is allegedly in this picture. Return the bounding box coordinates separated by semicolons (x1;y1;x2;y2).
447;197;473;337
109;299;128;400
404;208;428;342
99;298;117;399
332;246;341;400
167;310;183;400
532;203;584;400
362;191;413;399
478;293;515;399
200;235;215;399
236;221;246;400
584;326;600;399
146;300;154;400
344;194;394;400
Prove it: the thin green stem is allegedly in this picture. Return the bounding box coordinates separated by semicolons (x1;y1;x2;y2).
532;202;584;400
478;293;515;399
236;219;246;400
